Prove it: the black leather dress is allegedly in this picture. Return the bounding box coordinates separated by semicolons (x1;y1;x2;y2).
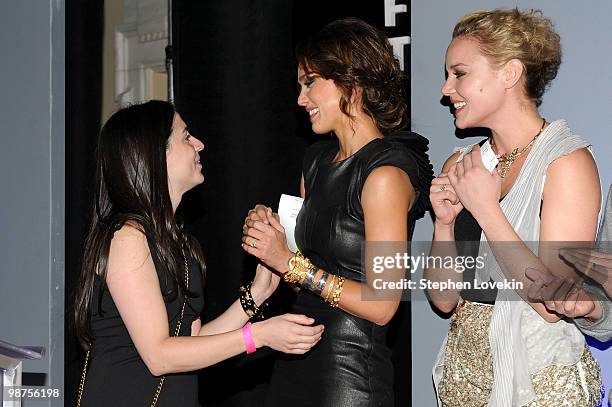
265;133;432;407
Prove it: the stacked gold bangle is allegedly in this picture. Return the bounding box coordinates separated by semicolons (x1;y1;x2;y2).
285;251;345;308
284;250;314;285
324;274;336;302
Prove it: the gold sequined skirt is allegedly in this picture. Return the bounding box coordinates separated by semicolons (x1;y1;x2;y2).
437;300;602;407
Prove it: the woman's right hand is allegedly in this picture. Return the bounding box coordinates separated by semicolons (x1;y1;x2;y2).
252;314;324;354
430;173;463;227
559;248;612;298
525;267;603;321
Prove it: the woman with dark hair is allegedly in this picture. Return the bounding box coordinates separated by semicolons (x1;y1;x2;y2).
242;18;433;406
74;100;324;406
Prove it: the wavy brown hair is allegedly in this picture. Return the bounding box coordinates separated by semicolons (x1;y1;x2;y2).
74;100;205;350
296;17;408;134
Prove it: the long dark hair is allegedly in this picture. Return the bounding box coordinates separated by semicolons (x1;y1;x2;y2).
74;100;205;350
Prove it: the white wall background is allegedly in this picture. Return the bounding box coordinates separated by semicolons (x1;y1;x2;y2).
411;1;612;406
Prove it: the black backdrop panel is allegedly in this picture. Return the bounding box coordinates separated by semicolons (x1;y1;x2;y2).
173;1;304;405
173;0;412;405
65;1;104;404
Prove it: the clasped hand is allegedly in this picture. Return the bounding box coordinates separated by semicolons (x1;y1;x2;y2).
430;145;501;227
447;145;502;219
242;205;293;273
240;205;325;353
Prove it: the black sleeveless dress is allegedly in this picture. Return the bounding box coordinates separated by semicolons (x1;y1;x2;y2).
265;133;433;407
80;234;205;406
454;139;501;303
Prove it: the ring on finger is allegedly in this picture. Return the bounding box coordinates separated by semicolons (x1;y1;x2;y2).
250;241;257;249
440;184;447;191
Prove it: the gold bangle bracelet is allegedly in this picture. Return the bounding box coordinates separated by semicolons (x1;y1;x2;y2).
284;250;314;285
324;274;336;302
330;276;345;308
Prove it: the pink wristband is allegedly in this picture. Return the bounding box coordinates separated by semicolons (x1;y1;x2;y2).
242;322;257;354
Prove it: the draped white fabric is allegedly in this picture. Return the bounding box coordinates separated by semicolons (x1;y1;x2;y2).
433;120;591;406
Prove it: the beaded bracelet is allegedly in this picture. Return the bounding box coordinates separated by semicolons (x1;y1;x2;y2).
239;284;263;320
330;276;345;308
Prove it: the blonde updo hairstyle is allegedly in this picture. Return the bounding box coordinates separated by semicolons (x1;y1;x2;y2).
452;8;561;107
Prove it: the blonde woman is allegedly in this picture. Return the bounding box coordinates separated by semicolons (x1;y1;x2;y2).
426;9;603;407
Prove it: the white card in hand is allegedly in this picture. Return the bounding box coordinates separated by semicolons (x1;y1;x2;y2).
456;141;499;173
278;194;304;253
479;140;499;173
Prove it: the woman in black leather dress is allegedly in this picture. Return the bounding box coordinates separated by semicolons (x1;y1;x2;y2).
73;101;324;406
242;18;433;406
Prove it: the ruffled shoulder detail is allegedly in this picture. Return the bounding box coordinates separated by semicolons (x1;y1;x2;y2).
385;131;434;222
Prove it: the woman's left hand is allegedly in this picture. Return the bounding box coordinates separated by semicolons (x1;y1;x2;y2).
448;145;502;221
242;210;294;273
251;263;281;304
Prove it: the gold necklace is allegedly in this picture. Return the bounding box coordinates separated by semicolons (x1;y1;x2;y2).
492;118;546;178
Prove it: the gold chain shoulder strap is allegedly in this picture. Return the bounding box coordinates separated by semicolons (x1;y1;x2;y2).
77;253;190;407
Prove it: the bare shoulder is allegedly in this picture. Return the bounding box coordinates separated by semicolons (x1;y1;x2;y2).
108;223;153;278
365;165;412;188
363;166;414;209
363;166;413;202
113;221;146;239
540;147;601;241
547;147;597;174
545;147;599;194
